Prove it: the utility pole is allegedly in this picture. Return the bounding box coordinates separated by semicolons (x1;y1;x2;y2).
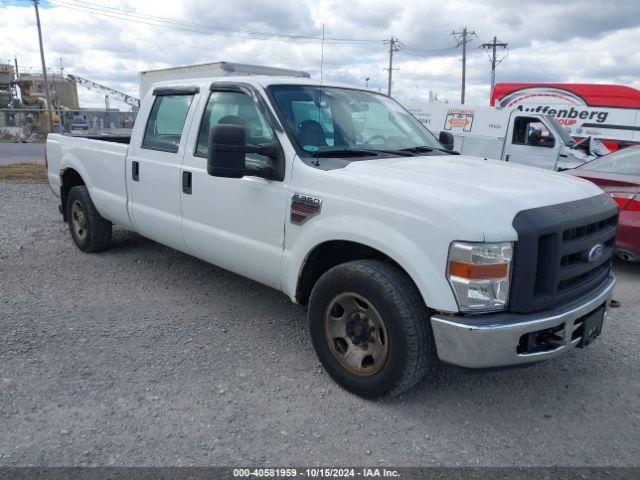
13;57;20;103
481;36;508;99
383;37;402;96
105;95;111;130
452;27;476;104
32;0;54;132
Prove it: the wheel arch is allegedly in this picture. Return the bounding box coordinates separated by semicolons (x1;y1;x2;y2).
296;240;411;305
293;236;451;312
285;212;459;312
60;167;86;221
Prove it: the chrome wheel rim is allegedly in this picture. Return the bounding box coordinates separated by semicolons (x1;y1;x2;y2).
70;200;88;241
323;292;389;376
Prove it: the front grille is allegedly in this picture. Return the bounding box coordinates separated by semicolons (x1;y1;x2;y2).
510;194;618;313
556;221;615;292
563;215;617;242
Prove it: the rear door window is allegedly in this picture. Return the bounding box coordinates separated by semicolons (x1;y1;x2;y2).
142;94;193;153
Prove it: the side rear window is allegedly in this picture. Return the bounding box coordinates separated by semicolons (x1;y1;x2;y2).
142;94;193;153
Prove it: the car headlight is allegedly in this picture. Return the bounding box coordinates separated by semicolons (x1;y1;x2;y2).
447;241;513;313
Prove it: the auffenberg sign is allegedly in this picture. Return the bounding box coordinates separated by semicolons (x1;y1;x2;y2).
496;87;609;125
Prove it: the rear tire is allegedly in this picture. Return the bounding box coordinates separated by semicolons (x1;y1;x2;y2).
66;185;112;252
308;260;435;398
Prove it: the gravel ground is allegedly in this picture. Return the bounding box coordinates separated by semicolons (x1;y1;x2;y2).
1;180;639;467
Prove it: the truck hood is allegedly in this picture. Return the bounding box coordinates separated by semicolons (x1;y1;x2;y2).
333;155;604;241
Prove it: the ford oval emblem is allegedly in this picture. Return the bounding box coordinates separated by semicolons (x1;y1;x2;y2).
587;244;605;263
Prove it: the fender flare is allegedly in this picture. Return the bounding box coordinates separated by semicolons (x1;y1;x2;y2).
281;214;459;312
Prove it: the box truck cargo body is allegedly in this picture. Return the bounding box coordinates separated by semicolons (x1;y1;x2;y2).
139;62;310;98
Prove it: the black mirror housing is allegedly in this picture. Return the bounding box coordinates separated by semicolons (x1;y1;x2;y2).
439;131;455;151
207;124;282;180
207;124;247;178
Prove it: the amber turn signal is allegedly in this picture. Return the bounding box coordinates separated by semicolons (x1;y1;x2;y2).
449;261;509;280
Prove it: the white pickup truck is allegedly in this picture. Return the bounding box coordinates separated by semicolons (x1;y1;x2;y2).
404;101;602;170
46;76;618;398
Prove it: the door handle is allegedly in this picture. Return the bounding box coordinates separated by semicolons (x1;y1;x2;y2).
182;170;192;194
132;161;139;181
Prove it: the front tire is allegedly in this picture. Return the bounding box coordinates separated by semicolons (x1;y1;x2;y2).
66;185;112;252
308;260;434;398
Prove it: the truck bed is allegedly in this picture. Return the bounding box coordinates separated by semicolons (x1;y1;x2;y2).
46;133;133;229
82;135;131;144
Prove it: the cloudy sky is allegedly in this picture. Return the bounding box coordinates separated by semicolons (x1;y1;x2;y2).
1;0;640;109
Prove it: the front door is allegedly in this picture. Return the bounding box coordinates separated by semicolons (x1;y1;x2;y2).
180;87;289;289
503;115;561;170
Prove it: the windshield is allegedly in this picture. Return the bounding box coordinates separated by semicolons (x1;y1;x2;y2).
545;115;576;147
268;85;443;156
577;146;640;175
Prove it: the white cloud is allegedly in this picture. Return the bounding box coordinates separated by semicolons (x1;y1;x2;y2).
1;0;639;108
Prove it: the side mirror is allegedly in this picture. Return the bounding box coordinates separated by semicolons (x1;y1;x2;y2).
207;124;247;178
439;131;454;151
207;124;279;179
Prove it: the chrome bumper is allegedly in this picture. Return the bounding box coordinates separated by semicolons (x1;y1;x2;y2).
430;277;615;368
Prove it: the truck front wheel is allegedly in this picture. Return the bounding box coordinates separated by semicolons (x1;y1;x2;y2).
308;260;434;398
66;186;112;252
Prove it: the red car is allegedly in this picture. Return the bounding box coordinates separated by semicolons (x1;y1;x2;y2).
568;146;640;261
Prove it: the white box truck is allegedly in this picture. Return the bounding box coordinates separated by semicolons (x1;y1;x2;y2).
403;101;606;171
139;61;309;98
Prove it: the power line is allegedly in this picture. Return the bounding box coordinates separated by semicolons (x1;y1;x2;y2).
396;51;424;95
402;44;460;57
41;0;381;44
12;0;481;99
452;27;476;104
480;36;508;99
36;0;445;54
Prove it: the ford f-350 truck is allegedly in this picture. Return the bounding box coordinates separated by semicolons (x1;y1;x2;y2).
46;77;618;398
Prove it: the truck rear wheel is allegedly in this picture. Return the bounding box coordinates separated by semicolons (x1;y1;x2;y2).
66;186;112;252
308;260;434;398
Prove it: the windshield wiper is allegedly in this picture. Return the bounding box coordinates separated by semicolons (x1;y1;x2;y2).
399;145;458;155
310;148;381;157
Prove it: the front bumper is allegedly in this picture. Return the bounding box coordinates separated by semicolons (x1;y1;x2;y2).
430;276;615;368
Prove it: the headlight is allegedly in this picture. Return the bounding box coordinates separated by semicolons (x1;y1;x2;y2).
447;242;513;313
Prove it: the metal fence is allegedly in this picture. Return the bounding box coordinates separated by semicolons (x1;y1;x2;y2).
0;108;136;141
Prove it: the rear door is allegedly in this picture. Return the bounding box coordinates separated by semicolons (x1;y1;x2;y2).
126;87;199;250
502;114;561;169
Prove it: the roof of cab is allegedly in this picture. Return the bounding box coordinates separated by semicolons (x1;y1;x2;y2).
146;75;369;94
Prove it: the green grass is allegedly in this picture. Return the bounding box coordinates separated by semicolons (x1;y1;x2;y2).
0;163;48;181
